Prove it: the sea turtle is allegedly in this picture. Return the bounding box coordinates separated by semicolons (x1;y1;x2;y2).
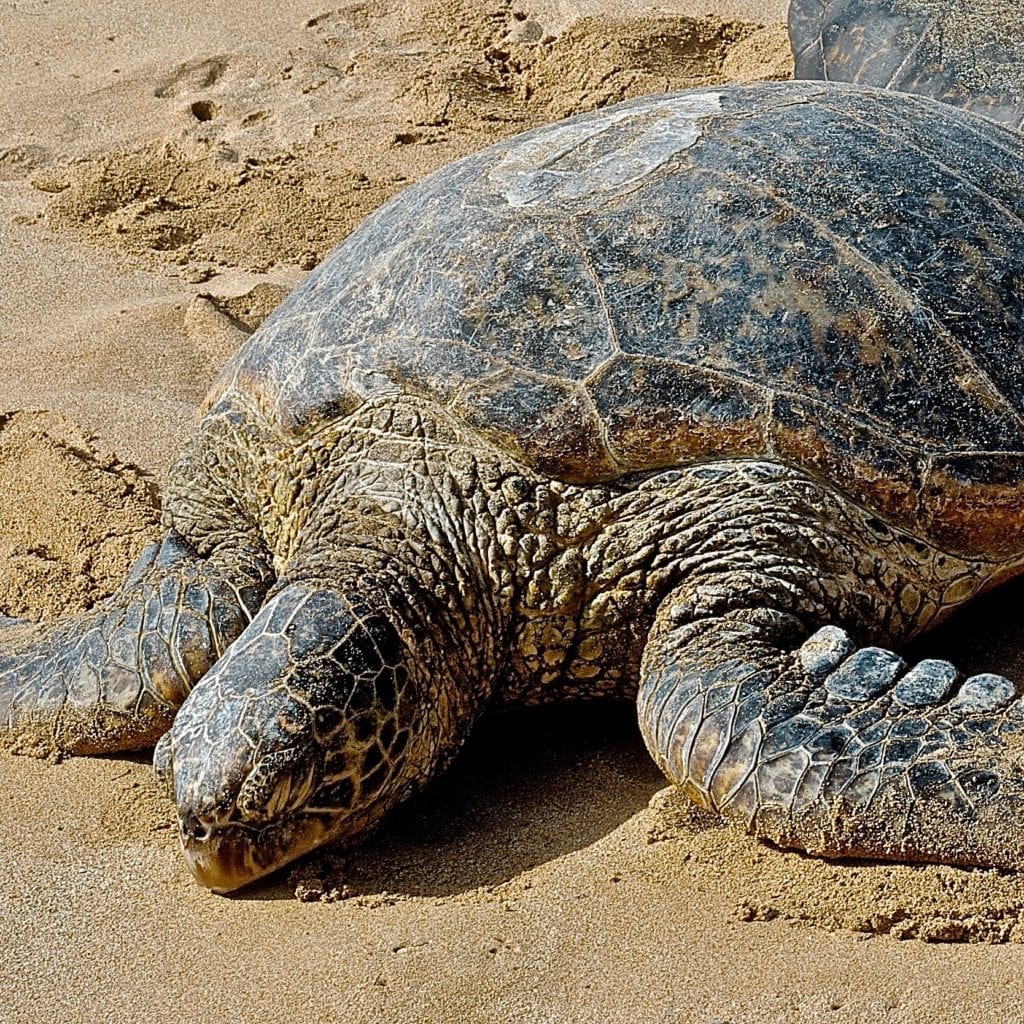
788;0;1024;127
3;80;1024;893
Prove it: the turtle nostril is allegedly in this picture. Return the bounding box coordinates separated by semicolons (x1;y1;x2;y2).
181;812;212;842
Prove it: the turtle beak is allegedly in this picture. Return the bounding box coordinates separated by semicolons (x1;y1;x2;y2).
169;729;333;892
180;814;333;893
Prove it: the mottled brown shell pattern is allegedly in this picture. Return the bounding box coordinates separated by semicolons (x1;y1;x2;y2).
210;81;1024;559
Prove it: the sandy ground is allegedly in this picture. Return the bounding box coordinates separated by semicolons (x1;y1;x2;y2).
3;1;1024;1021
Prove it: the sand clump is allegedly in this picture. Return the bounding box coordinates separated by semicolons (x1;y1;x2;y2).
645;788;1024;945
27;1;793;273
0;411;160;623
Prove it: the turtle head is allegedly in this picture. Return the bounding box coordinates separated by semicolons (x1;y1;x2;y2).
155;582;416;893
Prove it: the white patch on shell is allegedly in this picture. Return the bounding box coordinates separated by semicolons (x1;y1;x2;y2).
489;92;723;209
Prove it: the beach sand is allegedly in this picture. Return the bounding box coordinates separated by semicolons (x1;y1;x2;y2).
2;2;1024;1021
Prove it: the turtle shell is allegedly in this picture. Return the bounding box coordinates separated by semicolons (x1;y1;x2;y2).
789;0;1024;128
210;81;1024;560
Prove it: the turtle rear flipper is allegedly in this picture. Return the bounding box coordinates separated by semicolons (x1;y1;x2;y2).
788;0;1024;129
0;529;270;756
637;465;1024;869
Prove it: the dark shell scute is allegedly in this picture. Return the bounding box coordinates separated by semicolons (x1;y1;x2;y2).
452;222;617;381
209;81;1024;557
587;355;769;473
461;373;614;481
693;92;1024;447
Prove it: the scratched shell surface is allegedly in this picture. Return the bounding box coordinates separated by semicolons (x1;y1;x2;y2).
788;0;1024;129
210;81;1024;559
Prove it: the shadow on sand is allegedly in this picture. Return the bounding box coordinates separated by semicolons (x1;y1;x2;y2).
239;699;665;902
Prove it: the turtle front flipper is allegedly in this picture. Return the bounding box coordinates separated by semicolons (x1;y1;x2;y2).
0;395;276;756
0;529;271;756
637;472;1024;870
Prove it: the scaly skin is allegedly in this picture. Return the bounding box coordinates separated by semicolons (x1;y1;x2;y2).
146;398;1023;888
3;390;1023;889
158;397;518;889
637;462;1024;869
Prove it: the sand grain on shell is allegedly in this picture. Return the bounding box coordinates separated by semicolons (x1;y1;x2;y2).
3;0;1024;1022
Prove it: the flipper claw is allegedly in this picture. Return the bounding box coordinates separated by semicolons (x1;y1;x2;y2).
823;646;905;702
951;674;1017;714
893;659;959;707
798;625;853;676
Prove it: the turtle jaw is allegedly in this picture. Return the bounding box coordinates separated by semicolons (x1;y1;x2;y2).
180;812;334;893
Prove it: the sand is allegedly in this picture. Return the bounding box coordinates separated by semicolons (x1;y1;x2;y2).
2;1;1024;1021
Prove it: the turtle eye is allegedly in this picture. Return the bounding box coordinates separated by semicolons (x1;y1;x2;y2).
236;747;320;823
313;705;344;740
